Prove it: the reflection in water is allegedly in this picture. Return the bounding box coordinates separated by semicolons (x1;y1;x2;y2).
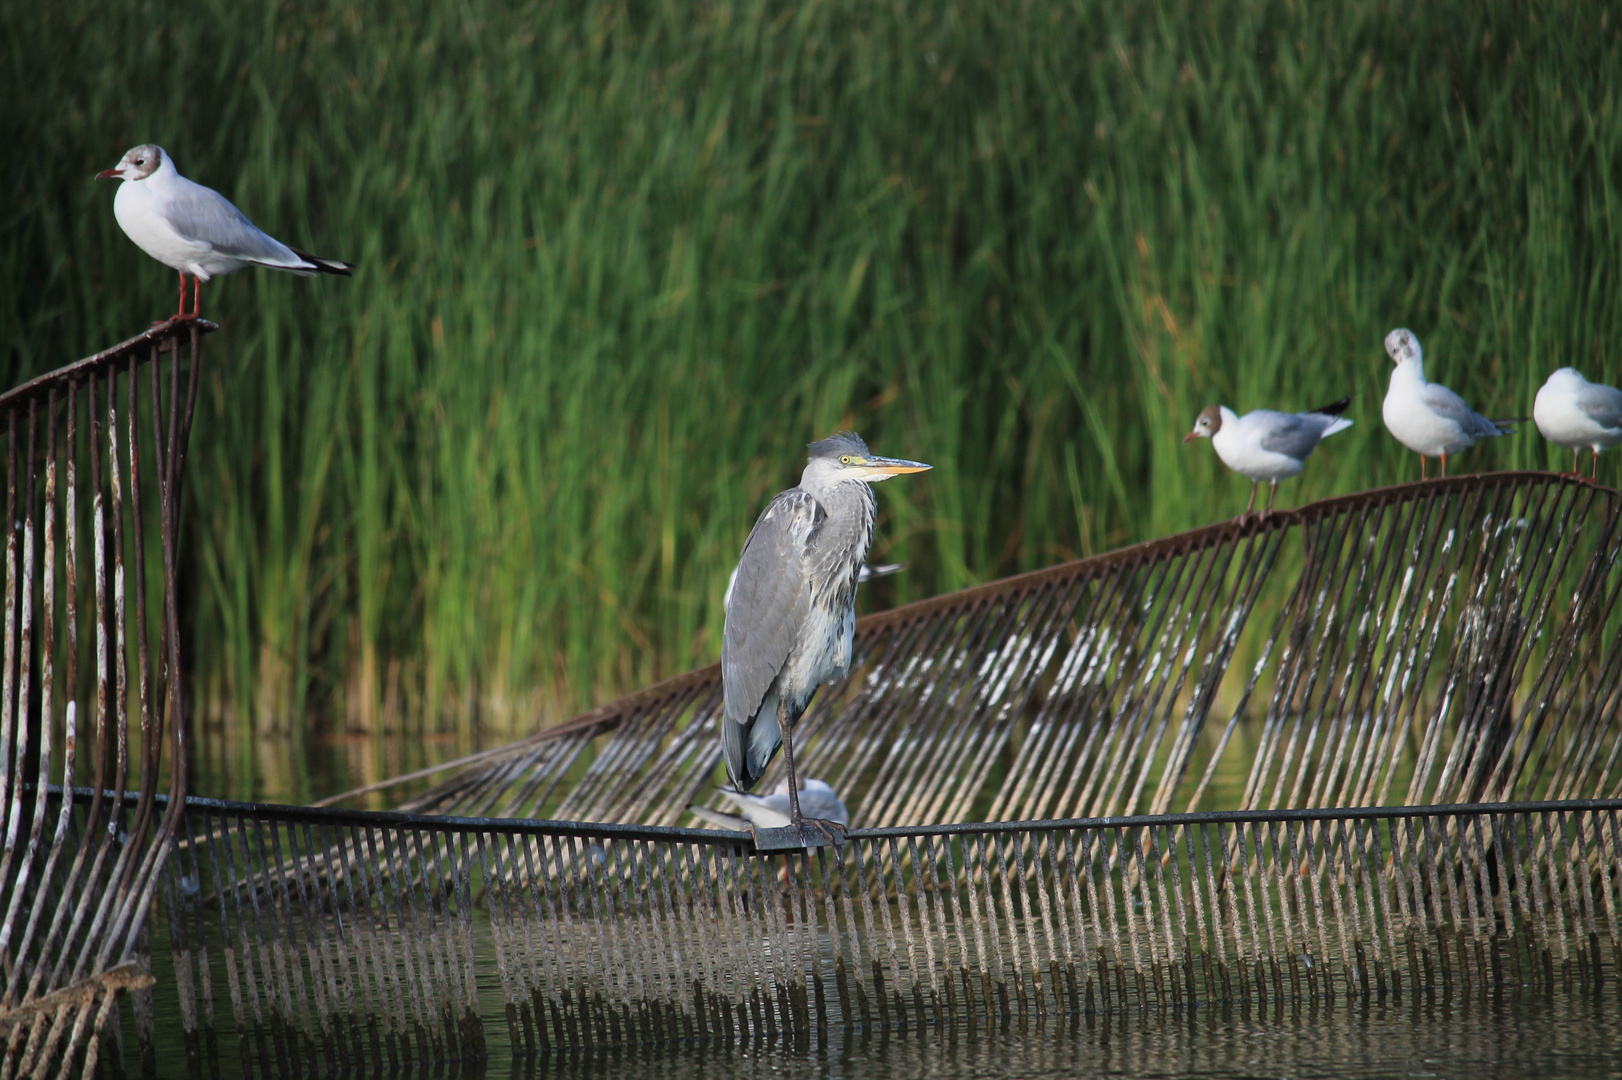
511;994;1619;1080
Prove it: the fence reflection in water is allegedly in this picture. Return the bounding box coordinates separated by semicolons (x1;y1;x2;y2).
157;798;1622;1069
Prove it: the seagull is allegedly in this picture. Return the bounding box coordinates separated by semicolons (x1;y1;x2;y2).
1533;368;1622;480
96;144;353;320
1382;329;1518;479
687;778;850;832
1182;399;1352;513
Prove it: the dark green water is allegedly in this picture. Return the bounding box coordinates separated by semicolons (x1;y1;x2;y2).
123;988;1621;1079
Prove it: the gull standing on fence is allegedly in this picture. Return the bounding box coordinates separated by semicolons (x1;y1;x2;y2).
96;144;353;320
1182;398;1353;514
687;778;850;832
1382;329;1518;479
1533;368;1622;480
722;432;929;845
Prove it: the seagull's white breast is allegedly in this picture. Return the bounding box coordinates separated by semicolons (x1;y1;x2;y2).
1211;416;1307;482
1535;373;1622;451
113;179;220;279
1383;363;1472;457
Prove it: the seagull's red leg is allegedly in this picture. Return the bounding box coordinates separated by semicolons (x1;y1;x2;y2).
176;274;187;318
193;277;203;319
1440;452;1448;478
1420;456;1427;481
1575;449;1582;477
1592;451;1600;481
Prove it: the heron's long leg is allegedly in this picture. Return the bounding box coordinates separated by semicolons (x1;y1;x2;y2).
778;700;803;823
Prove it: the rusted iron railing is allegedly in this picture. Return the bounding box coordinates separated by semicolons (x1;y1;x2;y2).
140;472;1622;1069
0;320;207;1078
156;795;1622;1068
330;472;1622;825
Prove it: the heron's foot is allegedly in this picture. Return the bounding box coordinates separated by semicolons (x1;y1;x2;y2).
795;816;846;849
751;818;846;851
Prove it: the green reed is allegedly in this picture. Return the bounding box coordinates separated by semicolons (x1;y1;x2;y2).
3;0;1619;750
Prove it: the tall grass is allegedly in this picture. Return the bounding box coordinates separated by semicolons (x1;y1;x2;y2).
4;1;1620;763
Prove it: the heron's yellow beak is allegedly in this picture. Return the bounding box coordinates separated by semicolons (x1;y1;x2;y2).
859;455;932;478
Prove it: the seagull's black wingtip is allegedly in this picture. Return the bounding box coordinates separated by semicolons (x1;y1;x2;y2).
1308;396;1353;417
291;247;355;276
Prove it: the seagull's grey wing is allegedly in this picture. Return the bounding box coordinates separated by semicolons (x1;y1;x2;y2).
722;489;821;729
1421;382;1504;437
1578;382;1622;430
687;804;751;831
799;785;850;825
1258;413;1327;460
717;789;794;829
163;179;311;269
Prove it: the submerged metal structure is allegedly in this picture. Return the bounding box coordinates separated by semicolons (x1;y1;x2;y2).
0;321;207;1077
151;471;1622;1073
4;315;1622;1078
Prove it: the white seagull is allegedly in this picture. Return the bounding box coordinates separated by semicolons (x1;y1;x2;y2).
1382;329;1517;479
687;778;850;832
96;144;353;320
1533;368;1622;480
1182;398;1353;513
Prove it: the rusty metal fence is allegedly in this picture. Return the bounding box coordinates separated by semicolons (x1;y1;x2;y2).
0;321;206;1078
153;796;1622;1072
140;471;1622;1071
333;472;1622;826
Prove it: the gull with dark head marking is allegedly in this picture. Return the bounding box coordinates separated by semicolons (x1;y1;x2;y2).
1382;329;1518;479
96;144;353;320
1182;398;1352;514
1533;368;1622;480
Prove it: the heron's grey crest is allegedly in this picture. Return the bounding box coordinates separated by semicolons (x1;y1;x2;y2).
721;432;930;840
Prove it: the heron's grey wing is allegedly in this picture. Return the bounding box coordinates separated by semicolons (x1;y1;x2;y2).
1578;382;1622;430
1420;382;1503;436
1258;413;1326;460
163;179;310;269
722;489;822;727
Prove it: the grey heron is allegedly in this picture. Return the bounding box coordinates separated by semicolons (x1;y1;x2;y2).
721;432;930;841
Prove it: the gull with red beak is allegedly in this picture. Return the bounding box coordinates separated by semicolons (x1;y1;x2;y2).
96;144;353;320
722;432;929;846
1183;398;1353;514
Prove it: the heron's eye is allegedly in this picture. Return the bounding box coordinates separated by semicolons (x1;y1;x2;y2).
839;455;854;465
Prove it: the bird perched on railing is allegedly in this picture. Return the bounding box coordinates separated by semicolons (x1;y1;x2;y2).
687;777;850;833
722;432;929;845
1533;368;1622;480
1182;399;1352;515
1382;329;1519;479
96;144;353;321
